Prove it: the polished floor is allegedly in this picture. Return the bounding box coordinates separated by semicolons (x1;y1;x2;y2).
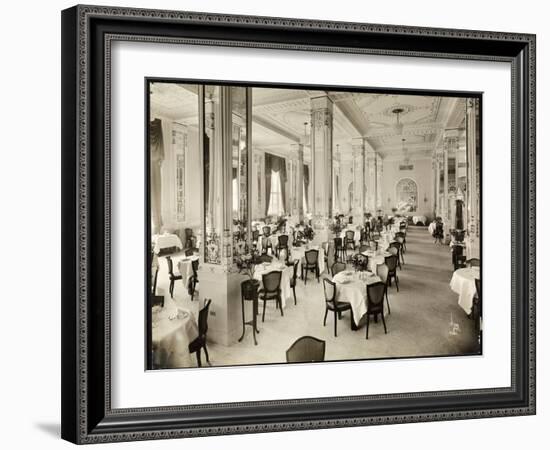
155;226;480;368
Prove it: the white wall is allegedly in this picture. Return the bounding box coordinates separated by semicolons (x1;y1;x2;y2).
1;0;546;449
381;157;434;220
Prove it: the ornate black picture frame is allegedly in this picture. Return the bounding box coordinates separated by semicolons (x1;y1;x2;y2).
61;5;536;444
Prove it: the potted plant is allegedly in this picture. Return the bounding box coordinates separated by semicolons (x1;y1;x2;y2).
235;250;260;300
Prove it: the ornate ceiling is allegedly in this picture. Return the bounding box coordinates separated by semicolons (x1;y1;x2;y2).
150;82;467;161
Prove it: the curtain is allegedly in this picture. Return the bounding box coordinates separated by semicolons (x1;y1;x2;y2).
265;154;272;216
150;118;164;234
303;164;310;213
265;153;287;216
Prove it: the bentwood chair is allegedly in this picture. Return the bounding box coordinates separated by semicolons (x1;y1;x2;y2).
289;259;299;305
302;249;320;284
333;237;345;261
259;270;283;322
150;265;164;307
365;281;387;339
377;264;391;314
344;230;356;258
252;229;260;246
433;222;444;244
331;261;346;277
395;231;407;253
165;256;182;298
384;255;400;292
277;234;289;259
286;336;326;363
390;241;403;269
189;259;199;301
322;278;352;337
466;258;480;267
188;299;212;367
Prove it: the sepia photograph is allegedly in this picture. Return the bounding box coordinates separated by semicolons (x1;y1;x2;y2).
147;81;482;370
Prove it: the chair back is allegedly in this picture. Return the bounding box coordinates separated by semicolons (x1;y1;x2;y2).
334;237;343;249
345;230;355;241
197;299;212;337
304;249;319;265
467;258;480;267
262;226;271;237
389;241;402;252
366;281;386;313
387;246;398;257
326;242;336;271
191;259;199;276
166;256;175;276
377;264;389;284
286;336;326;363
395;236;404;245
395;231;405;239
385;254;398;272
262;270;282;292
278;234;289;247
331;261;346;276
475;278;481;300
323;278;337;306
184;248;194;257
252;229;259;242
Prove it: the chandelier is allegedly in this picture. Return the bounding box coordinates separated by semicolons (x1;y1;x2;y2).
392;107;405;135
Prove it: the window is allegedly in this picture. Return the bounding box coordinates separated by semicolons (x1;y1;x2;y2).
267;169;285;216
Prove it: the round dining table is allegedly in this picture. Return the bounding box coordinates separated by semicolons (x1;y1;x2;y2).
151;301;199;369
177;255;199;287
450;267;480;314
332;270;382;327
361;250;391;274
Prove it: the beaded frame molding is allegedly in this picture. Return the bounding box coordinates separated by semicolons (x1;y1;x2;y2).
61;4;536;444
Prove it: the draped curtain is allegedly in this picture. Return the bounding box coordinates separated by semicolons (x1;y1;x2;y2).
303;164;310;213
265;153;287;216
150;118;164;234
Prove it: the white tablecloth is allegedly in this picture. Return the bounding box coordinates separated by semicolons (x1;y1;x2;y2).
152;302;199;368
254;262;293;308
152;233;183;254
177;255;200;287
450;267;480;314
333;271;382;326
412;215;427;224
291;246;326;275
361;250;390;275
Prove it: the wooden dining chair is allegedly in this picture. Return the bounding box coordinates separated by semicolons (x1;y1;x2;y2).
377;264;391;314
289;259;299;305
277;234;289;258
322;278;352;337
286;336;326;363
333;237;345;261
331;261;346;277
188;299;212;367
189;259;199;301
365;281;387;339
165;256;182;298
302;249;320;284
384;255;399;292
389;241;403;268
344;230;356;258
259;270;283;322
395;231;407;253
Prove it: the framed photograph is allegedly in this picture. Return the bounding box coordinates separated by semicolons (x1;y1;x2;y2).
61;5;536;444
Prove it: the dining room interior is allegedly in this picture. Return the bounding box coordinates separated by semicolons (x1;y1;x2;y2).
147;81;482;370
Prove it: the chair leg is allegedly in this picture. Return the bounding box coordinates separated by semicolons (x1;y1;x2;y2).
279;296;284;317
385;289;391;314
203;344;210;363
293;286;297;305
304;268;308;285
395;275;399;292
169;279;174;298
334;311;338;337
323;308;328;326
366;315;370;339
381;313;387;334
262;300;267;322
316;266;320;282
195;349;202;367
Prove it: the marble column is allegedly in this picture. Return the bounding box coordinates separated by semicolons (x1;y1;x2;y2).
351;137;365;225
465;98;480;258
366;148;376;213
310;96;333;242
291;143;304;220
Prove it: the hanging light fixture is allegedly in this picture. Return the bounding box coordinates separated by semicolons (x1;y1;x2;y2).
401;138;410;166
392;107;405;135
